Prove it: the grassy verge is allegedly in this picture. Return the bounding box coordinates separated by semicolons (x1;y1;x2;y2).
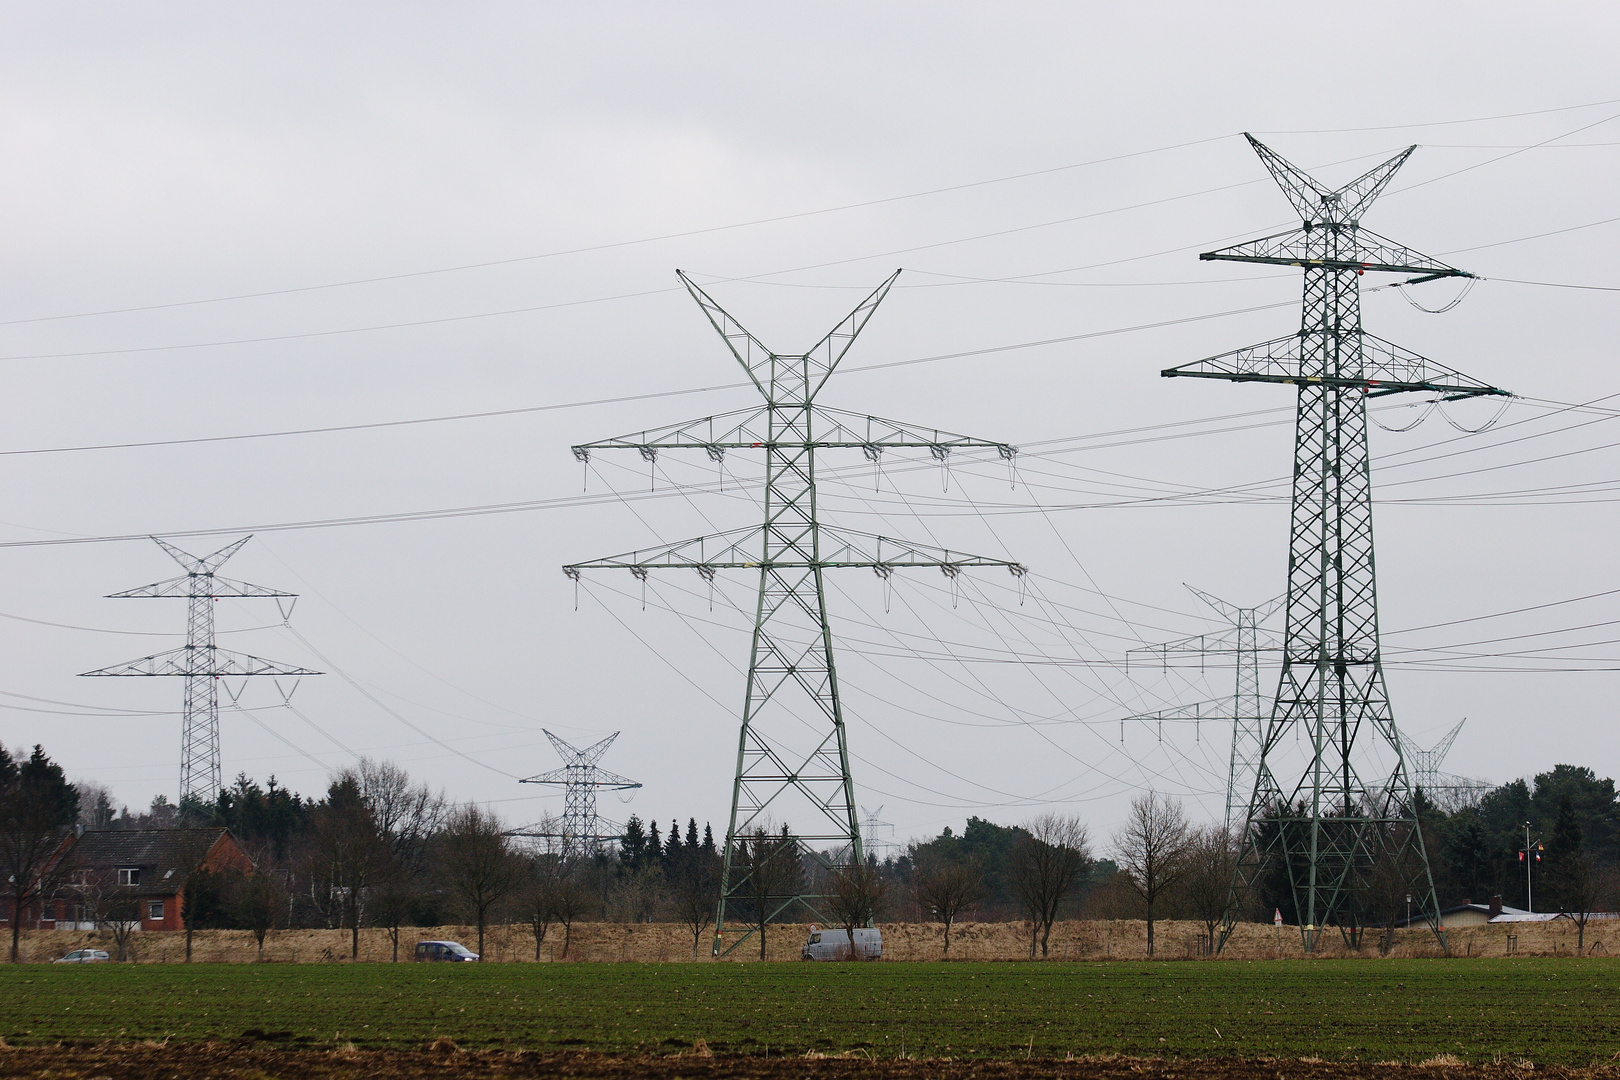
5;958;1619;1064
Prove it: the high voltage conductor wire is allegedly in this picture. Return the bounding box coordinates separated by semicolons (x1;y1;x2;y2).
1;134;1239;326
0;301;1306;455
6;133;1590;361
13;92;1619;327
281;623;524;781
823;470;1218;797
252;539;548;732
604;571;1200;806
0;367;1607;549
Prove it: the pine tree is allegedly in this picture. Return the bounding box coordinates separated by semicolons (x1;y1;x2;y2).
686;818;700;851
664;819;683;868
649;819;662;863
702;822;716;857
619;815;647;873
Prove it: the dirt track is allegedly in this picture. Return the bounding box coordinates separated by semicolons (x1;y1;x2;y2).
0;1046;1610;1080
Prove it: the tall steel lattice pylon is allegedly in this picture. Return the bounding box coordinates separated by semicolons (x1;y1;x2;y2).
1162;136;1509;953
1127;586;1283;832
518;730;641;857
1409;718;1466;796
81;536;320;808
565;270;1025;957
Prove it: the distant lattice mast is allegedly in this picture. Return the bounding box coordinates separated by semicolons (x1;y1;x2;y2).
82;536;320;807
519;730;640;857
1127;586;1283;832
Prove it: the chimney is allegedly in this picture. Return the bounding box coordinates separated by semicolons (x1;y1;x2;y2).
1462;898;1472;907
1489;895;1503;918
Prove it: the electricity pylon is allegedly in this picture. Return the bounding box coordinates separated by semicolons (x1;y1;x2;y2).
859;804;898;862
81;536;320;808
564;270;1025;957
1163;136;1508;952
1409;719;1465;794
518;730;641;857
1407;719;1485;806
1127;587;1283;832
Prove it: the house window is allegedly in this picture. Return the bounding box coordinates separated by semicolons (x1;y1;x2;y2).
147;900;164;921
117;868;140;887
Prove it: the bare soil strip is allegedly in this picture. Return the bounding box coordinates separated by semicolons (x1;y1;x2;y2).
0;1046;1614;1080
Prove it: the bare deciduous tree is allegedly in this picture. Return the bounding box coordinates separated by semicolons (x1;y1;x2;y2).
826;859;888;960
909;848;983;956
1113;791;1192;958
1008;814;1090;958
733;825;802;961
231;868;286;961
1178;825;1236;955
1365;826;1423;955
306;774;392;960
672;846;721;959
356;758;446;875
437;804;525;960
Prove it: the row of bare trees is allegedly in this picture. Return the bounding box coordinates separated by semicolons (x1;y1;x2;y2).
902;797;1237;958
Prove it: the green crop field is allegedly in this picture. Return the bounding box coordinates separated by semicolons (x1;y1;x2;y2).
4;959;1619;1065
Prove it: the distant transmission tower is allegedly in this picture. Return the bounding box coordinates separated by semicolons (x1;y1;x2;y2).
518;729;641;857
1408;719;1465;795
1128;587;1283;832
1163;136;1508;952
81;536;320;808
859;805;898;863
565;271;1025;957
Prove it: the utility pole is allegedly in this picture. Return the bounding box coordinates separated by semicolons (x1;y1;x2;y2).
518;730;641;858
1163;136;1508;953
565;271;1025;957
81;536;320;809
1127;586;1282;833
1520;822;1543;913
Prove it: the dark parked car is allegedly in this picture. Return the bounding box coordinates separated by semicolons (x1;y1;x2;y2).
414;939;479;962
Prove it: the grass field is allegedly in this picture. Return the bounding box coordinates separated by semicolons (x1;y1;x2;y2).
4;958;1619;1066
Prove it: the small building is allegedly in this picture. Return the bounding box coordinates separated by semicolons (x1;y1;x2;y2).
1397;896;1618;928
42;828;252;932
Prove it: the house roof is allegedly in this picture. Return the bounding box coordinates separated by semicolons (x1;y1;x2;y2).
64;828;232;896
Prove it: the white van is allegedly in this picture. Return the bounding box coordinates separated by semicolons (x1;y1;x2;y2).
801;926;882;961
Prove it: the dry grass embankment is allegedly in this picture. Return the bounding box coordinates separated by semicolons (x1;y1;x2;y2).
12;915;1606;963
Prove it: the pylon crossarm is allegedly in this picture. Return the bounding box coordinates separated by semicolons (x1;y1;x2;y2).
572;407;770;459
572;405;1014;460
1200;227;1469;277
1162;332;1509;399
80;647;321;678
108;574;298;599
565;526;1026;576
1123;700;1236;723
519;769;639;790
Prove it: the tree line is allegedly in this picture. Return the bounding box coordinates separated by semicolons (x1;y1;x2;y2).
6;737;1619;962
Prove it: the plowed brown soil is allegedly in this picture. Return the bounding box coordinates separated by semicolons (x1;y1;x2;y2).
0;1045;1612;1080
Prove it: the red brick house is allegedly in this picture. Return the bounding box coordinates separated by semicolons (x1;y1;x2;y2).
19;828;252;932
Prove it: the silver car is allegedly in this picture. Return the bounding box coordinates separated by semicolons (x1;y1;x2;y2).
54;949;110;964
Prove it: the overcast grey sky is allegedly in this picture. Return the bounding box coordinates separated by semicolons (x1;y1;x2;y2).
3;2;1618;844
